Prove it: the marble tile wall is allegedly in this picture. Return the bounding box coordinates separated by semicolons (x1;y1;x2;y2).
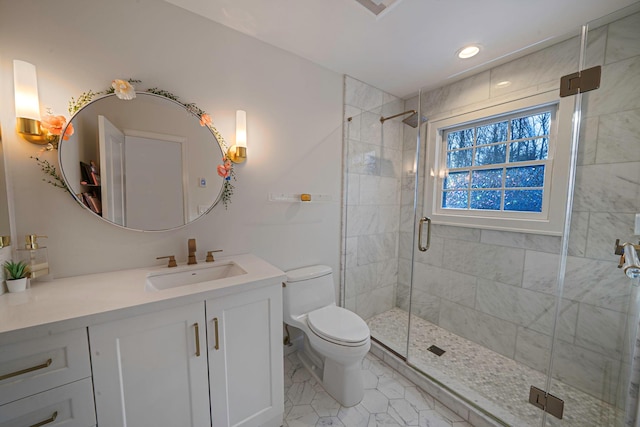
390;12;640;407
342;76;405;320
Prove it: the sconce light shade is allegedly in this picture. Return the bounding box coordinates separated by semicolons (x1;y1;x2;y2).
14;60;40;120
13;60;46;144
228;109;247;163
236;110;247;149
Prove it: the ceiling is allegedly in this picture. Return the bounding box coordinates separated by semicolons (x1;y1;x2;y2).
165;0;639;98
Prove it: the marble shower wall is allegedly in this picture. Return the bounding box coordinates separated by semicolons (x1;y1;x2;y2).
395;12;640;406
342;76;405;320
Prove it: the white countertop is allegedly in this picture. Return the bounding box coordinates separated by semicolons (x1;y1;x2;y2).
0;253;286;337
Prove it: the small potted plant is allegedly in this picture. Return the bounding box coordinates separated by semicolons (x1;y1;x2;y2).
3;260;30;293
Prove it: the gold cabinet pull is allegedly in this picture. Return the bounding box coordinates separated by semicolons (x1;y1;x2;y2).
194;323;201;357
213;318;220;350
0;358;52;381
30;410;58;427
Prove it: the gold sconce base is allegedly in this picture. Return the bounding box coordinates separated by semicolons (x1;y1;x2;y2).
227;145;246;163
16;117;47;144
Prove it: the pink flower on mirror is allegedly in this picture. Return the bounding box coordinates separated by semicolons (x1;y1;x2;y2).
41;115;68;137
112;79;136;100
62;122;74;140
200;113;212;127
217;157;233;180
217;164;229;179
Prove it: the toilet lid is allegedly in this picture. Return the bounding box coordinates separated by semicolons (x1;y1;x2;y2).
307;306;370;345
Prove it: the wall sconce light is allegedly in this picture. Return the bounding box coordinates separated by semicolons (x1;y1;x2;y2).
227;110;247;163
13;60;46;144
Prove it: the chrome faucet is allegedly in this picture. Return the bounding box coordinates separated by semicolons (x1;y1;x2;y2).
188;238;197;265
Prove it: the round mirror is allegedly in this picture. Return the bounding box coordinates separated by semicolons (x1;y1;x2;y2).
58;92;225;231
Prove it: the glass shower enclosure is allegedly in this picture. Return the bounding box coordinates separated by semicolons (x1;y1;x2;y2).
342;3;640;426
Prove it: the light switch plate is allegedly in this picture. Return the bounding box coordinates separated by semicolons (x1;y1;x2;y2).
199;178;207;188
635;213;640;235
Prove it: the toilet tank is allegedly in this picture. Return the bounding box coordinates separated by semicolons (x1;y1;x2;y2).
283;265;336;321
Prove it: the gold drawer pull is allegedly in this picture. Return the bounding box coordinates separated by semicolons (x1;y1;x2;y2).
0;358;52;381
194;323;201;357
30;410;58;427
213;318;220;350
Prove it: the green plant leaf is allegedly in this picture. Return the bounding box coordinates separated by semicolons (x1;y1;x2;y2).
3;260;30;279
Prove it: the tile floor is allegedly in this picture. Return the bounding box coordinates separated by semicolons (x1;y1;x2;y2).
367;308;624;427
283;350;473;427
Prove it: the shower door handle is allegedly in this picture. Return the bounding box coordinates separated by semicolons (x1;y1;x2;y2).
418;217;431;252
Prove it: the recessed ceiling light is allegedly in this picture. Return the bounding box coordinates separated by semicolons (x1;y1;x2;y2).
457;45;480;59
496;80;511;88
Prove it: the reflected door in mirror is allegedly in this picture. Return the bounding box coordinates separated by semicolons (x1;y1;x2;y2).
124;133;186;230
98;115;125;225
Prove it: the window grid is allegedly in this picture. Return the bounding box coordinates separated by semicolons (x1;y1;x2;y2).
442;107;551;213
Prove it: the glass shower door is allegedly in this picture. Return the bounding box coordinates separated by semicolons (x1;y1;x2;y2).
543;5;640;426
342;78;414;359
406;84;558;426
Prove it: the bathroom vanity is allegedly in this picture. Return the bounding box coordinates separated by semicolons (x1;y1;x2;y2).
0;253;285;427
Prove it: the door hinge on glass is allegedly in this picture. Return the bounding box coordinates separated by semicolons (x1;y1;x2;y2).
559;65;601;97
529;386;564;419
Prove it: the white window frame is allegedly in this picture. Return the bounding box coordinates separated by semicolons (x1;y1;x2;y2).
424;90;574;236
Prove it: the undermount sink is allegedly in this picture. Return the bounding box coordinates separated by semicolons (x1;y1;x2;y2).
146;262;247;291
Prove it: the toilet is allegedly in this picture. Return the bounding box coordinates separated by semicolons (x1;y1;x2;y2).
283;265;370;407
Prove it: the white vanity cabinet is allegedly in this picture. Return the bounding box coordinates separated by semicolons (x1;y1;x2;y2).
0;328;96;427
89;301;210;427
88;282;284;427
206;282;283;427
0;254;286;427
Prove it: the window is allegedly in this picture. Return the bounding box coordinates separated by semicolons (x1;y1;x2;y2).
442;107;551;213
425;91;573;235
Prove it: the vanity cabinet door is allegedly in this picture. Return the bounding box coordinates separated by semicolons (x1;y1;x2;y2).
89;302;210;427
206;283;284;427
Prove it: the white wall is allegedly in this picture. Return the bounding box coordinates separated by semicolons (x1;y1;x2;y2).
0;0;343;279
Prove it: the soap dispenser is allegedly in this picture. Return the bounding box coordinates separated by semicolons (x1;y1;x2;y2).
16;234;51;282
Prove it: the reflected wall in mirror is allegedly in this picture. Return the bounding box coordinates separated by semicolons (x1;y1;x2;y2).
58;93;225;231
0;125;12;239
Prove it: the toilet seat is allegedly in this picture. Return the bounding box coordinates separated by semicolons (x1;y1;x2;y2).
307;306;370;347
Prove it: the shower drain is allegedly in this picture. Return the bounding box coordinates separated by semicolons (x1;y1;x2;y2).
427;345;445;356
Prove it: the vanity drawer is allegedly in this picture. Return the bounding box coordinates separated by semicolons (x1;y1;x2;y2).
0;377;96;427
0;328;91;405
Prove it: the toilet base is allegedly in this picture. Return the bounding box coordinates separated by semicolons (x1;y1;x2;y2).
297;343;365;407
323;357;365;407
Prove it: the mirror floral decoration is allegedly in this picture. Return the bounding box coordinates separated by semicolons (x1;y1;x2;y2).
33;79;235;208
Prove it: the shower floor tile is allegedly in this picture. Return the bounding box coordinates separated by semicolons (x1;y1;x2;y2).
367;307;624;427
283;351;473;427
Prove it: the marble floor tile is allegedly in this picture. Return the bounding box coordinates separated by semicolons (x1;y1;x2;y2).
367;308;626;427
283;351;472;427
